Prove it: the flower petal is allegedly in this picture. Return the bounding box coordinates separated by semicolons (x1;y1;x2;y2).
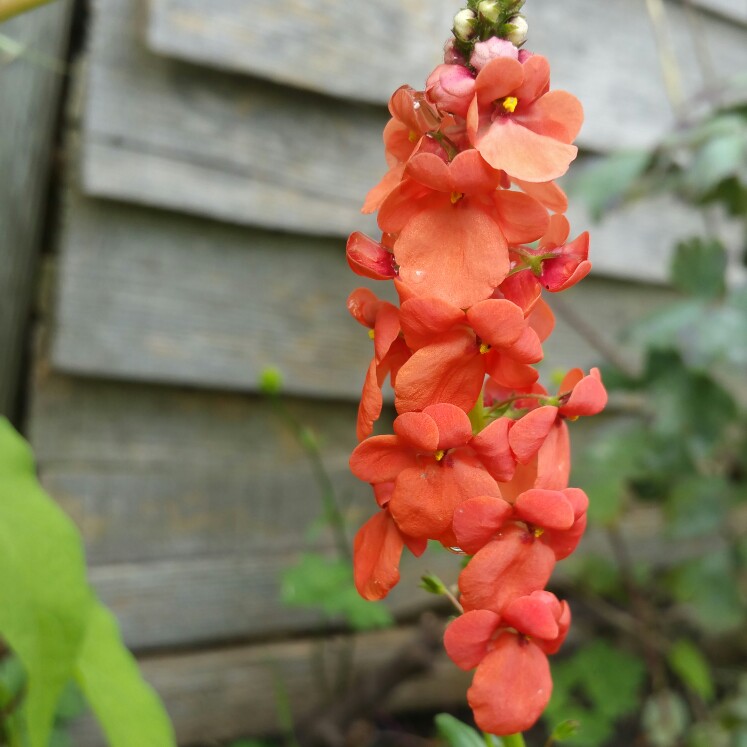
395;329;484;413
468;633;552;736
471;417;516;483
453;494;513;555
514;488;575;530
424;403;474;450
399;296;464;349
393;199;510;308
353;511;405;600
509;406;559;463
350;435;418;483
467;299;526;348
393;411;440;452
444;609;503;671
492;189;549;244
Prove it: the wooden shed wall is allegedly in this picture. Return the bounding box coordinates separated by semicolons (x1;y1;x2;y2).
8;0;746;743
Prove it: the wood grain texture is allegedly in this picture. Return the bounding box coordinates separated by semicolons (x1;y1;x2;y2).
0;0;72;418
81;0;747;237
144;0;747;141
50;196;679;397
69;625;472;745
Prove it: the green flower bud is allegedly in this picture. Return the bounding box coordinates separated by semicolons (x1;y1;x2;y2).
506;14;528;45
453;8;477;41
477;0;500;23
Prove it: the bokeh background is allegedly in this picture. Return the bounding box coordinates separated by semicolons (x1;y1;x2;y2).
1;0;746;745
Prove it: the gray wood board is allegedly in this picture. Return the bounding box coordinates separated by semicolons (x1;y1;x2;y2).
144;0;747;138
69;625;472;745
0;0;72;417
50;196;679;398
81;0;746;238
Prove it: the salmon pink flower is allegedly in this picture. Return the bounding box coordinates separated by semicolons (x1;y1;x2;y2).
394;295;542;413
510;214;591;293
347;288;411;440
509;367;608;465
444;592;570;735
453;487;589;558
379;149;549;308
353;508;427;601
467;55;584;182
346;232;397;281
426;63;476;119
349;404;502;545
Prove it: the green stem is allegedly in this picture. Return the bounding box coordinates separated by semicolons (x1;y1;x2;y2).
468;389;486;433
268;395;351;562
0;0;55;23
501;734;527;747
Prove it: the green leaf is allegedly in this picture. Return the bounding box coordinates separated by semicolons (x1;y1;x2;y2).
573;422;652;526
282;554;393;630
0;418;94;747
74;603;175;747
568;151;650;220
667;639;715;703
435;714;498;747
670;238;727;300
544;641;646;745
665;477;733;540
685;128;746;196
550;719;581;742
669;551;745;633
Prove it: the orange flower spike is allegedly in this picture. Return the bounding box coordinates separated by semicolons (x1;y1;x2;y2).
467;55;584;183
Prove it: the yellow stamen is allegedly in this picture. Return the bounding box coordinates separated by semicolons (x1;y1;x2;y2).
434;449;446;461
567;415;579;422
479;343;491;354
368;329;376;340
450;191;463;204
502;96;518;113
408;129;419;143
533;527;545;538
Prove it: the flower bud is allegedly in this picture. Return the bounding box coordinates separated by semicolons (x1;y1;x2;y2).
470;37;519;72
477;0;500;23
426;63;476;118
506;15;528;46
453;8;477;41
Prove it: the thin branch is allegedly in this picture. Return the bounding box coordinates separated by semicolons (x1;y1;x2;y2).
643;0;686;119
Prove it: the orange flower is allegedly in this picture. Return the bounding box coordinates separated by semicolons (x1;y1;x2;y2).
353;509;426;601
347;288;410;440
349;404;502;546
394;295;542;413
467;55;583;182
444;592;571;735
379;149;549;307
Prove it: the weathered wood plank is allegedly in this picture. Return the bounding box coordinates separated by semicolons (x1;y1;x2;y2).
0;0;72;418
84;551;458;650
50;196;680;397
695;0;747;23
81;0;747;237
29;363;377;567
70;625;472;746
144;0;747;137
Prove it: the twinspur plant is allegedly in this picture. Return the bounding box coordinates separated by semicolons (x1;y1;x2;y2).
345;0;605;740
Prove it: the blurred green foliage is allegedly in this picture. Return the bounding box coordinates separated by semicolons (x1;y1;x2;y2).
556;91;747;746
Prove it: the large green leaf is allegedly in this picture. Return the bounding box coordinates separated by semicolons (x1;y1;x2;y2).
0;418;93;747
74;604;175;747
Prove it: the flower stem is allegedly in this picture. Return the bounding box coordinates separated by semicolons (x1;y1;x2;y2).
468;389;486;433
501;734;527;747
